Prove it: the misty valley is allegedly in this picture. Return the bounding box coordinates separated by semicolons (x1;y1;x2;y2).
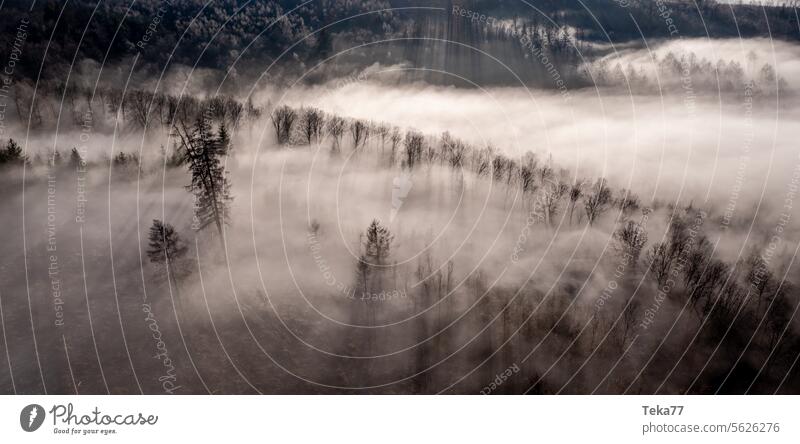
0;0;799;395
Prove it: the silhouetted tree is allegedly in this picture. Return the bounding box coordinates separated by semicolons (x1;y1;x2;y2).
389;127;402;165
615;189;640;217
0;139;27;166
746;251;774;315
147;219;189;283
350;120;368;148
50;150;63;167
271;105;296;144
542;180;568;227
364;219;393;265
245;97;262;123
568;181;583;226
614;220;648;264
300;107;325;144
326;116;346;151
404;131;424;169
583;178;611;226
68;147;83;168
176;118;232;246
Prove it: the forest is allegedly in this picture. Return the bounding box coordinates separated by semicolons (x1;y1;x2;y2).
0;0;798;395
0;77;797;393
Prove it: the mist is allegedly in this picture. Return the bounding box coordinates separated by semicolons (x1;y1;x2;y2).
0;29;799;395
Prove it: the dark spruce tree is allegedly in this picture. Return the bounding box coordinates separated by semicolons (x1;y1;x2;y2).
0;139;27;166
147;219;189;285
175;118;233;249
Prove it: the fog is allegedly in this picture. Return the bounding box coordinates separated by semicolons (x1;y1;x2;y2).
276;82;796;211
0;35;799;395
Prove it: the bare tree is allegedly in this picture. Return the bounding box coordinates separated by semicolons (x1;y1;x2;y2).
765;283;793;349
271;105;296;144
245;96;262;123
695;259;728;313
568;181;583;226
326;115;346;150
127;90;155;128
444;135;466;169
745;251;774;315
646;242;672;287
492;154;508;182
300;107;325;144
376;124;390;150
519;165;535;194
389;127;402;165
542;181;568;227
404;130;424;169
472;147;492;177
583;178;612;226
615;188;640;218
350;120;368;148
538;164;553;186
646;217;692;287
518;152;538;195
613;219;648;264
682;235;712;289
619;298;640;347
355;219;394;359
147;219;190;285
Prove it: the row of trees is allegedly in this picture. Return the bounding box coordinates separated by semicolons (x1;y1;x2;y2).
0;139;26;166
146;117;233;295
585;51;788;94
333;195;792;392
271;104;646;229
636;210;792;346
0;139;144;171
267;102;795;391
11;81;262;132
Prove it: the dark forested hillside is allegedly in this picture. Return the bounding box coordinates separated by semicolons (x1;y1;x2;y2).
1;0;798;89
